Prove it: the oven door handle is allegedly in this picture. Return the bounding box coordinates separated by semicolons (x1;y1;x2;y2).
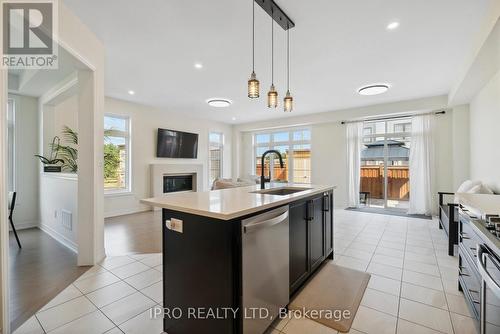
477;244;500;299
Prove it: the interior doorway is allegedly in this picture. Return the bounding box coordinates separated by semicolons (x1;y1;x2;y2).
360;118;411;212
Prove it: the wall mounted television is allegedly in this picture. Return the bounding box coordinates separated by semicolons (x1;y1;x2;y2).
156;128;199;159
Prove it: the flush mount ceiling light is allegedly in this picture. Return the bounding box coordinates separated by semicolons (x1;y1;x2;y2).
386;21;400;30
207;98;232;108
194;62;203;69
358;84;390;96
128;90;135;95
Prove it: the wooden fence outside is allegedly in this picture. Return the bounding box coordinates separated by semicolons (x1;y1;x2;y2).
360;166;409;200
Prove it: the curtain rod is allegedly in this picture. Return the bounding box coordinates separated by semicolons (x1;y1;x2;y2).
340;110;446;125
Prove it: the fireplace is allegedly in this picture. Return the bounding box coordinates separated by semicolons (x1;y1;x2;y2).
163;174;194;193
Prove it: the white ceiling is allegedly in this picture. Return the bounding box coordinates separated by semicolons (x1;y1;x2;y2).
63;0;493;124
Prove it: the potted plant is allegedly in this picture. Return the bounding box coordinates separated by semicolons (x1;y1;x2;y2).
35;136;64;172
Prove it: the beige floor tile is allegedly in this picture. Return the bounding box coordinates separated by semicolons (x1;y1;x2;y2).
124;268;162;290
13;316;44;334
49;310;115;334
139;253;162;268
76;265;108;282
74;271;121;294
119;308;163;334
343;248;374;261
140;281;163;303
374;246;404;259
86;281;137;308
272;313;291;331
371;254;403;268
399;299;453;334
104;327;125;334
403;260;440;277
351;305;397;334
396;319;442;334
99;256;136;270
349;243;378;253
379;241;405;251
402;270;443;291
39;284;83;311
101;292;156;325
366;262;402;281
360;288;399;316
36;296;96;332
282;317;338;334
445;293;472;317
110;261;150;279
334;255;370;271
404;253;437;265
401;282;448;310
367;274;401;296
442;278;463;297
439;267;459;281
449;312;478;334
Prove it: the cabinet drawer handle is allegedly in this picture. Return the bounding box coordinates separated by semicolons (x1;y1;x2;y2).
460;233;470;240
459;266;469;277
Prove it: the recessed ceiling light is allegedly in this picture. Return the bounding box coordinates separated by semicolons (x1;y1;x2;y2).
128;90;135;95
207;98;232;108
231;117;237;121
194;62;203;69
358;84;390;96
386;21;400;30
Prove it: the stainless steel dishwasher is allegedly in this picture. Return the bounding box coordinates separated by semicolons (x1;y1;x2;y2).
242;205;289;334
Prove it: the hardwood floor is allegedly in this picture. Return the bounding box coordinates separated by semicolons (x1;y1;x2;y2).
105;210;162;256
9;228;90;331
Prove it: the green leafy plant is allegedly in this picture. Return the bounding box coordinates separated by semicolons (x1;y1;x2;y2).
51;126;78;172
104;143;121;179
35;136;64;165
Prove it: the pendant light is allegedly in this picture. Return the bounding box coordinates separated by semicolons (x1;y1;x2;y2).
267;9;278;108
248;0;259;98
284;26;293;112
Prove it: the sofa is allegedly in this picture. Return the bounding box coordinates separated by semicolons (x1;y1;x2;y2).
438;180;497;256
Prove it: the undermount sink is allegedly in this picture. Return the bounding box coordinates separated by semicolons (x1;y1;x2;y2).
251;187;312;196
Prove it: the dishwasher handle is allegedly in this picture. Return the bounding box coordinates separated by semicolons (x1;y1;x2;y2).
477;244;500;298
243;210;289;233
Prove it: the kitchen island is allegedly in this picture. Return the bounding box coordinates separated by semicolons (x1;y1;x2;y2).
141;183;335;334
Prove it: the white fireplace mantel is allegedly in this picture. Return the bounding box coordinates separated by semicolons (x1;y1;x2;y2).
150;164;204;199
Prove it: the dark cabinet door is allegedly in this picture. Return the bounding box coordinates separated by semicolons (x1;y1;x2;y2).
289;200;309;294
324;192;333;256
309;196;325;272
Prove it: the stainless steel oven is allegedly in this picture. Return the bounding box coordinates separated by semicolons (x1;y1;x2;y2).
477;244;500;334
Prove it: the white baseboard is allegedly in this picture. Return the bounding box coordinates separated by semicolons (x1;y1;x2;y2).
39;223;78;253
9;220;38;230
104;206;152;218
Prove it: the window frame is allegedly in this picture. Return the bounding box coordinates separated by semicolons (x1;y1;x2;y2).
104;113;132;195
208;131;224;187
252;127;312;184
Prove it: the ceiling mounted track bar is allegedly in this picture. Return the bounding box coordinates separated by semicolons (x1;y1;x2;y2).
255;0;295;30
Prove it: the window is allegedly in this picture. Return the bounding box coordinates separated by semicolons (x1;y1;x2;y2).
7;99;15;191
208;132;224;185
104;115;131;192
253;128;311;184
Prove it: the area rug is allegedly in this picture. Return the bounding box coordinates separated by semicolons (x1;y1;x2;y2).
288;264;371;333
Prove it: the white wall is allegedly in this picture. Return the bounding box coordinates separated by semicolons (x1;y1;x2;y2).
8;94;40;229
104;97;233;218
233;96;468;208
470;70;500;193
43;94;78;158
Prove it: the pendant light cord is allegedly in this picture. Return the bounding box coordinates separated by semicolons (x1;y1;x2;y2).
271;9;274;84
287;26;290;90
252;0;255;72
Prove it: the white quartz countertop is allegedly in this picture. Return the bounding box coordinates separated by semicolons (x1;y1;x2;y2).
141;183;336;220
456;193;500;218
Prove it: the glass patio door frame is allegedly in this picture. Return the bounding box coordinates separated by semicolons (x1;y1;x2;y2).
362;119;411;210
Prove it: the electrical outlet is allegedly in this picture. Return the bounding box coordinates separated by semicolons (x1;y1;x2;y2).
165;218;183;233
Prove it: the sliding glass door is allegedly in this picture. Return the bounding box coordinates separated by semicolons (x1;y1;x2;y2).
360;118;411;211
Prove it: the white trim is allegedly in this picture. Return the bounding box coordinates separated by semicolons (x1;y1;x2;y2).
208;131;224;186
39;223;78;253
41;172;78;181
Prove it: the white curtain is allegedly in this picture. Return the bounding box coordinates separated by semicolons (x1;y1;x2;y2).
408;114;434;215
347;122;363;208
